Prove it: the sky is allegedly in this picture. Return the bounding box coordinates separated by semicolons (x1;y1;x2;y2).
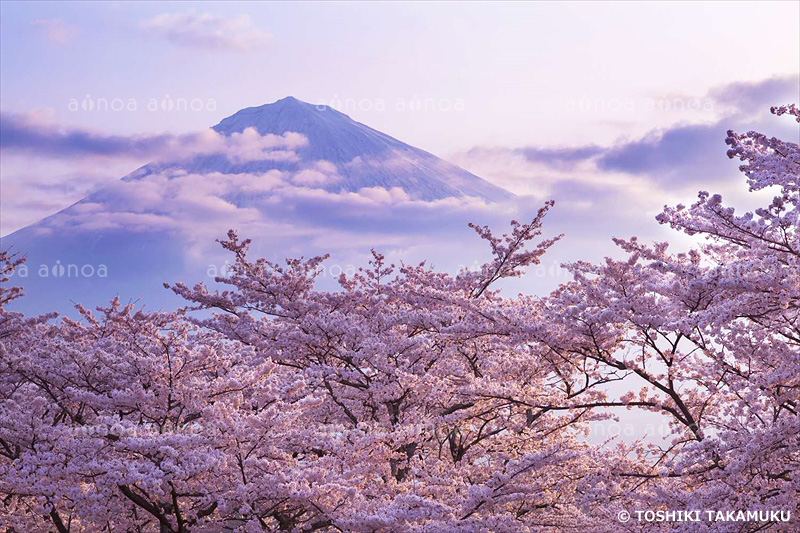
1;2;798;147
0;0;799;306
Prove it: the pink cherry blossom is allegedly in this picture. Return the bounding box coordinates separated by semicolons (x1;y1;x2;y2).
1;106;797;531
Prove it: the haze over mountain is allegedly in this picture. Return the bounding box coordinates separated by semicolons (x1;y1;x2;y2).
2;97;515;314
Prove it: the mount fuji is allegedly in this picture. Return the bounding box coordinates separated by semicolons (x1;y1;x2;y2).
2;97;515;314
127;96;513;202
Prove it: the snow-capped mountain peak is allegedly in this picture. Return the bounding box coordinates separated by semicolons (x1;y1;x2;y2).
152;96;515;202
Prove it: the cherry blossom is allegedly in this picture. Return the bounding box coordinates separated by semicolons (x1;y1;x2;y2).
1;106;797;531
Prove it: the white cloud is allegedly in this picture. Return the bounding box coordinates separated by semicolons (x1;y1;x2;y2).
291;160;342;186
0;114;310;235
1;112;308;164
357;186;410;204
450;143;680;211
139;12;271;52
153;127;307;164
33;166;515;258
31;18;78;44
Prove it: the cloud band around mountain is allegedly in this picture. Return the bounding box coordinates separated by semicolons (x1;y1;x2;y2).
0;113;307;163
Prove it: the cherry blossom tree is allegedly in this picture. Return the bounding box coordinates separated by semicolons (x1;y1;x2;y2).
0;289;321;531
1;205;608;531
536;105;799;529
162;203;607;531
1;106;797;531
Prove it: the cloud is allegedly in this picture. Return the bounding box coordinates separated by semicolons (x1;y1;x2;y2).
442;75;800;287
708;75;800;115
31;18;78;44
139;12;271;52
0;163;122;235
356;186;411;204
466;145;604;171
446;75;800;267
595;122;736;183
0;115;308;235
593;75;798;183
0;110;512;238
0;112;307;163
291;161;342;186
457;75;800;192
18;164;522;275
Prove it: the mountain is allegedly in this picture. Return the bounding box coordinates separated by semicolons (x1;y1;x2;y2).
127;96;513;202
1;97;514;314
